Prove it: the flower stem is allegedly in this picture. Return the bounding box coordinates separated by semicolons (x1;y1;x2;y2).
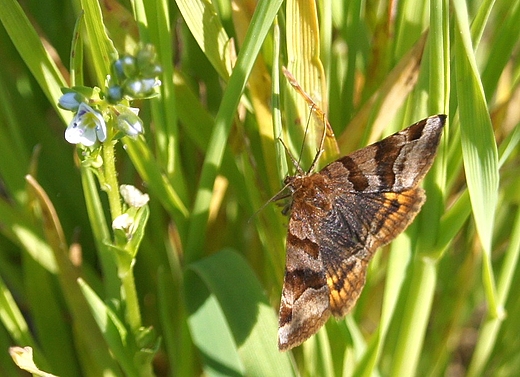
102;140;142;331
102;140;122;219
121;266;142;332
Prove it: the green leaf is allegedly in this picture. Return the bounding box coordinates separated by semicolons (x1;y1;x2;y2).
480;0;520;97
123;138;189;228
453;0;500;311
0;199;57;273
185;249;296;376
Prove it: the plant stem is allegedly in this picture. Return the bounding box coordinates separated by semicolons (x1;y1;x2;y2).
102;140;141;331
121;266;142;332
102;140;122;219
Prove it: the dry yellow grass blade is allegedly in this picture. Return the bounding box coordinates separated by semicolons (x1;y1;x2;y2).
284;0;339;167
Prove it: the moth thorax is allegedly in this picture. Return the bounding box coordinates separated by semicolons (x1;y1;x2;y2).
295;175;332;212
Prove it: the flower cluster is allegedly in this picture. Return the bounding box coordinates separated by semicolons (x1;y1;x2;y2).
107;44;162;103
58;44;162;147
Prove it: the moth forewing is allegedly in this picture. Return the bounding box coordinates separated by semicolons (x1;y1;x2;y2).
277;114;446;351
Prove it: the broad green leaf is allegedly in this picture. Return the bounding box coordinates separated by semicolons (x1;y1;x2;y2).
186;249;296;377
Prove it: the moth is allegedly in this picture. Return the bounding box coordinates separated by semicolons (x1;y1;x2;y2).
278;114;446;351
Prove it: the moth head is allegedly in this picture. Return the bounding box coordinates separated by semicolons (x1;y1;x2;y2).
283;175;296;188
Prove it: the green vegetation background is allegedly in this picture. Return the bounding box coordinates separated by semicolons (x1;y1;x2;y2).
0;0;519;376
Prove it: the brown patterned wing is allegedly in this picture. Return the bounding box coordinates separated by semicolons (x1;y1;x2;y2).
277;115;445;351
278;232;331;351
327;115;446;194
320;188;425;317
278;189;425;350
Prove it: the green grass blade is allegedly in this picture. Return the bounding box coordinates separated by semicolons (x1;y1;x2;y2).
470;0;497;48
480;0;520;97
157;266;195;377
140;0;189;201
271;19;288;185
467;208;520;377
0;76;30;204
464;137;520;374
389;258;437;377
0;199;57;273
175;0;232;80
419;0;450;252
185;0;283;262
80;0;118;84
0;0;68;121
0;275;40;353
123;138;190;231
453;0;500;313
77;279;142;377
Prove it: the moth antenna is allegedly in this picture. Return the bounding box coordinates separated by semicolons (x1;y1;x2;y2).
307;110;328;174
282;66;334;174
278;137;305;176
298;103;316;172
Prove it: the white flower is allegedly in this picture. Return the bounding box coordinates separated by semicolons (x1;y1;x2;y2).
120;184;149;208
65;103;107;146
112;213;132;231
